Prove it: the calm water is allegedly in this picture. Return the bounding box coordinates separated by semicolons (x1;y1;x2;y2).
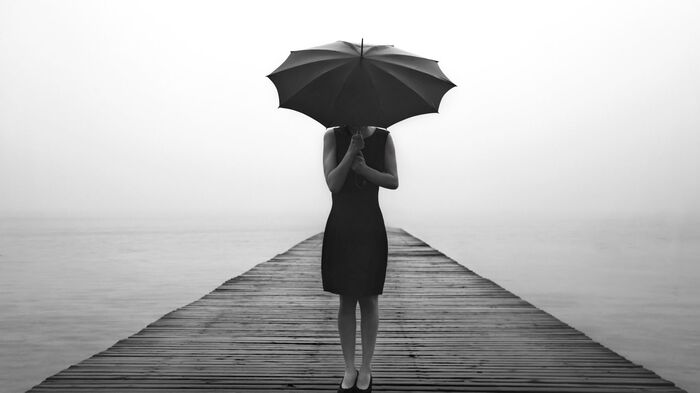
402;214;700;393
1;215;698;392
0;216;319;393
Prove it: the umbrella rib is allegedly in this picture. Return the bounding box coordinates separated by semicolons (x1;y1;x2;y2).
295;48;357;57
299;46;357;57
362;44;394;56
367;57;454;84
281;61;355;107
328;62;363;111
365;62;438;111
368;52;438;63
269;57;351;77
338;41;361;55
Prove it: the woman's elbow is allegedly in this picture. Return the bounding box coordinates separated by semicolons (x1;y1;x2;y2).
326;179;341;193
388;177;399;190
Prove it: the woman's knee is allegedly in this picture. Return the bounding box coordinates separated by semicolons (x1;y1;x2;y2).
358;294;378;309
339;294;358;312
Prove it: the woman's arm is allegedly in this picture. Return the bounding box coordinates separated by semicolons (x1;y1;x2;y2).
323;128;363;193
353;133;399;190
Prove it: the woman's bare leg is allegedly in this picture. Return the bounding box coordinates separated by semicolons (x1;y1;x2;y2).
338;295;358;388
357;294;379;389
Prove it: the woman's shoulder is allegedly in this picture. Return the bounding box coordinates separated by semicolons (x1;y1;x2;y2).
325;126;346;134
323;128;336;146
323;127;346;146
324;127;339;137
375;127;390;140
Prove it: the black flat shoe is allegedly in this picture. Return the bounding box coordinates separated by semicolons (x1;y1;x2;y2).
337;369;358;393
356;373;372;392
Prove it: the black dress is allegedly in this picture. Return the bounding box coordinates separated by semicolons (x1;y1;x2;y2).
322;126;389;297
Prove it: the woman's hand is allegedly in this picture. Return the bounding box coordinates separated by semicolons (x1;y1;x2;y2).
351;151;367;174
348;132;399;190
347;131;365;155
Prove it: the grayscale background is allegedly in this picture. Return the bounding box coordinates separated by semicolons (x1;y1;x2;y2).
1;1;698;392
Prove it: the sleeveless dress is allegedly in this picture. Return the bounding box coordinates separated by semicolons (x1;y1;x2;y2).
322;126;389;297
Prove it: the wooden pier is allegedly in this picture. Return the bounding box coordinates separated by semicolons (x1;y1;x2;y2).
29;227;687;392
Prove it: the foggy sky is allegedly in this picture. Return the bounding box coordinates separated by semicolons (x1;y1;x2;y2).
1;0;699;225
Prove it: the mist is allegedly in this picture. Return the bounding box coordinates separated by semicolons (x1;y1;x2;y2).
1;0;699;226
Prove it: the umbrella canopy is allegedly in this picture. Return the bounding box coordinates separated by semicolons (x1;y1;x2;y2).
266;40;456;128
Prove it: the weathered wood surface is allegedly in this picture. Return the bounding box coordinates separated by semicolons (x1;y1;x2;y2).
28;227;687;392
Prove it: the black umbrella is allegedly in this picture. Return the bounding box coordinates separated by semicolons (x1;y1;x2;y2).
266;39;455;128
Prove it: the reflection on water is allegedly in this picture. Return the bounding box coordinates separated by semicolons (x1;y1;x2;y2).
1;215;698;392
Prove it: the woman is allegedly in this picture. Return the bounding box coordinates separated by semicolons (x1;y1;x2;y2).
321;124;398;392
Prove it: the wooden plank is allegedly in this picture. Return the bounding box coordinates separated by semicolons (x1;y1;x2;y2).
27;227;687;392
